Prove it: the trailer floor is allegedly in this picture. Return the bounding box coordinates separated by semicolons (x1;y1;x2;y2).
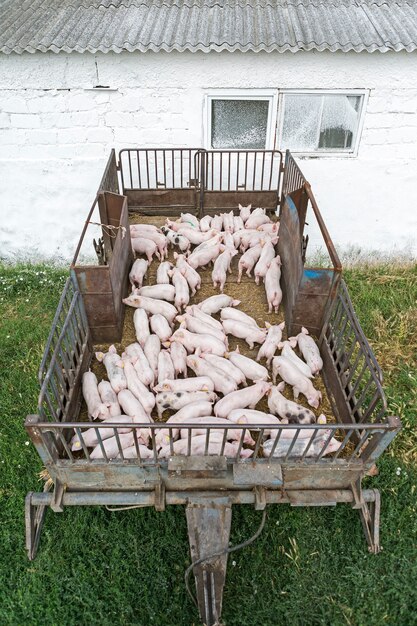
88;213;335;433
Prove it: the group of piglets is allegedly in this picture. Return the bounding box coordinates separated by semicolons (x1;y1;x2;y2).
128;204;282;313
72;205;341;460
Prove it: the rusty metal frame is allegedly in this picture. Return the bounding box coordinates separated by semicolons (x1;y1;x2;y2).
25;147;402;626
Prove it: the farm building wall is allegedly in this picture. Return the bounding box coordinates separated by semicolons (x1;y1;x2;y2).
0;50;416;261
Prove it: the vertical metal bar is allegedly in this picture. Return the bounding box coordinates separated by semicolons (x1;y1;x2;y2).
269;152;274;190
95;429;108;462
56;430;74;461
151;428;158;463
145;149;150;189
181;149;184;188
284;428;300;461
204;427;210;455
163;150;166;188
169;428;174;456
253;429;264;458
260;151;265;191
244;152;248;190
113;428;124;460
172;149;175;188
154;149;158;189
333;428;354;460
137;149;142;189
132;429;141;461
252;152;257;190
187;428;192;456
220;429;228;455
75;427;91;461
227;152;231;190
316;430;335;461
128;151;133;188
235;428;246;459
268;429;282;457
119;152;125;192
300;429;319;460
220;151;223;191
44;388;59;422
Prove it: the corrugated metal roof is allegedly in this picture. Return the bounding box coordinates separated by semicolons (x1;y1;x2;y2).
0;0;416;54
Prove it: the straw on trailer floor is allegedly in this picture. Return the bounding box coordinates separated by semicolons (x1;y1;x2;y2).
87;213;335;437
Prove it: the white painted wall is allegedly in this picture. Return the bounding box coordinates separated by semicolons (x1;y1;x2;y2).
0;50;416;261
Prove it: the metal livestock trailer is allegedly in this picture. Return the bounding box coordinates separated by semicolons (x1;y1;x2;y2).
25;148;401;626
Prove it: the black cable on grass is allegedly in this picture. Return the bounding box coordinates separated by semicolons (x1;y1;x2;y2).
185;508;268;608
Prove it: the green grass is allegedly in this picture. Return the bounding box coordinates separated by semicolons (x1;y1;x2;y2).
0;262;416;626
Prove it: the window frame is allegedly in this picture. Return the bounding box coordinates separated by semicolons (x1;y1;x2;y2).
276;89;369;158
204;90;279;151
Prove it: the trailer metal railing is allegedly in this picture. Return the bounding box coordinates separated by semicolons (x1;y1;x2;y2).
118;148;283;215
119;148;201;191
28;420;399;467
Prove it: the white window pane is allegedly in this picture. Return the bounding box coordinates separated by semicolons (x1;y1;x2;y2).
211;100;269;149
281;95;322;151
318;95;361;150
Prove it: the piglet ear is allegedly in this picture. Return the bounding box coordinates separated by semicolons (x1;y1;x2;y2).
277;341;284;350
247;204;252;210
95;351;105;362
232;299;241;307
277;381;285;392
109;345;117;354
265;321;271;329
301;326;309;335
317;414;327;424
279;321;285;330
235;345;240;354
173;252;178;259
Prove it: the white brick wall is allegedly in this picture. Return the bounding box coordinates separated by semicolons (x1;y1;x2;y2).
0;50;416;260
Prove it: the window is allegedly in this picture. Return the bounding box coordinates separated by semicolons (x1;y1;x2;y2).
278;91;367;156
205;91;278;150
